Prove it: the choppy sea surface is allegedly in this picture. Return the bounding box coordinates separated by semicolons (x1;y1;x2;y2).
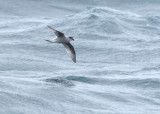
0;0;160;114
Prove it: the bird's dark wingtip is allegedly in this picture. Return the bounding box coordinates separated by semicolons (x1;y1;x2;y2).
73;60;76;63
47;25;51;28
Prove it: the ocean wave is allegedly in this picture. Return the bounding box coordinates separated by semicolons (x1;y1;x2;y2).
47;7;160;45
66;76;160;89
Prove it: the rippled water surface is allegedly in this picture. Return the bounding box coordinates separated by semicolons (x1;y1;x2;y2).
0;0;160;114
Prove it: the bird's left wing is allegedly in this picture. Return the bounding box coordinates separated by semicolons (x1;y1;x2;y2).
63;43;76;63
48;26;64;37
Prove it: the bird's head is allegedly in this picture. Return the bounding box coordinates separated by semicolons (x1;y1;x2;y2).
68;37;74;41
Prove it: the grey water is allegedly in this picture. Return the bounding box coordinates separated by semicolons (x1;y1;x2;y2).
0;0;160;114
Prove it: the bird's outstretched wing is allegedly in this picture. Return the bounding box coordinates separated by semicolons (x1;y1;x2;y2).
63;43;76;63
48;26;64;37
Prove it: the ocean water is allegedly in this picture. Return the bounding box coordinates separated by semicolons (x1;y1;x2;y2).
0;0;160;114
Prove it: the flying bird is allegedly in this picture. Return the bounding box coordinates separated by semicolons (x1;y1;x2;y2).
46;26;76;63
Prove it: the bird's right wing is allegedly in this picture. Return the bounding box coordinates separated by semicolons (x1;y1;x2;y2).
63;43;76;63
48;26;64;37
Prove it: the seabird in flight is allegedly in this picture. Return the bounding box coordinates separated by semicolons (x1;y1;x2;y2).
46;26;76;63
